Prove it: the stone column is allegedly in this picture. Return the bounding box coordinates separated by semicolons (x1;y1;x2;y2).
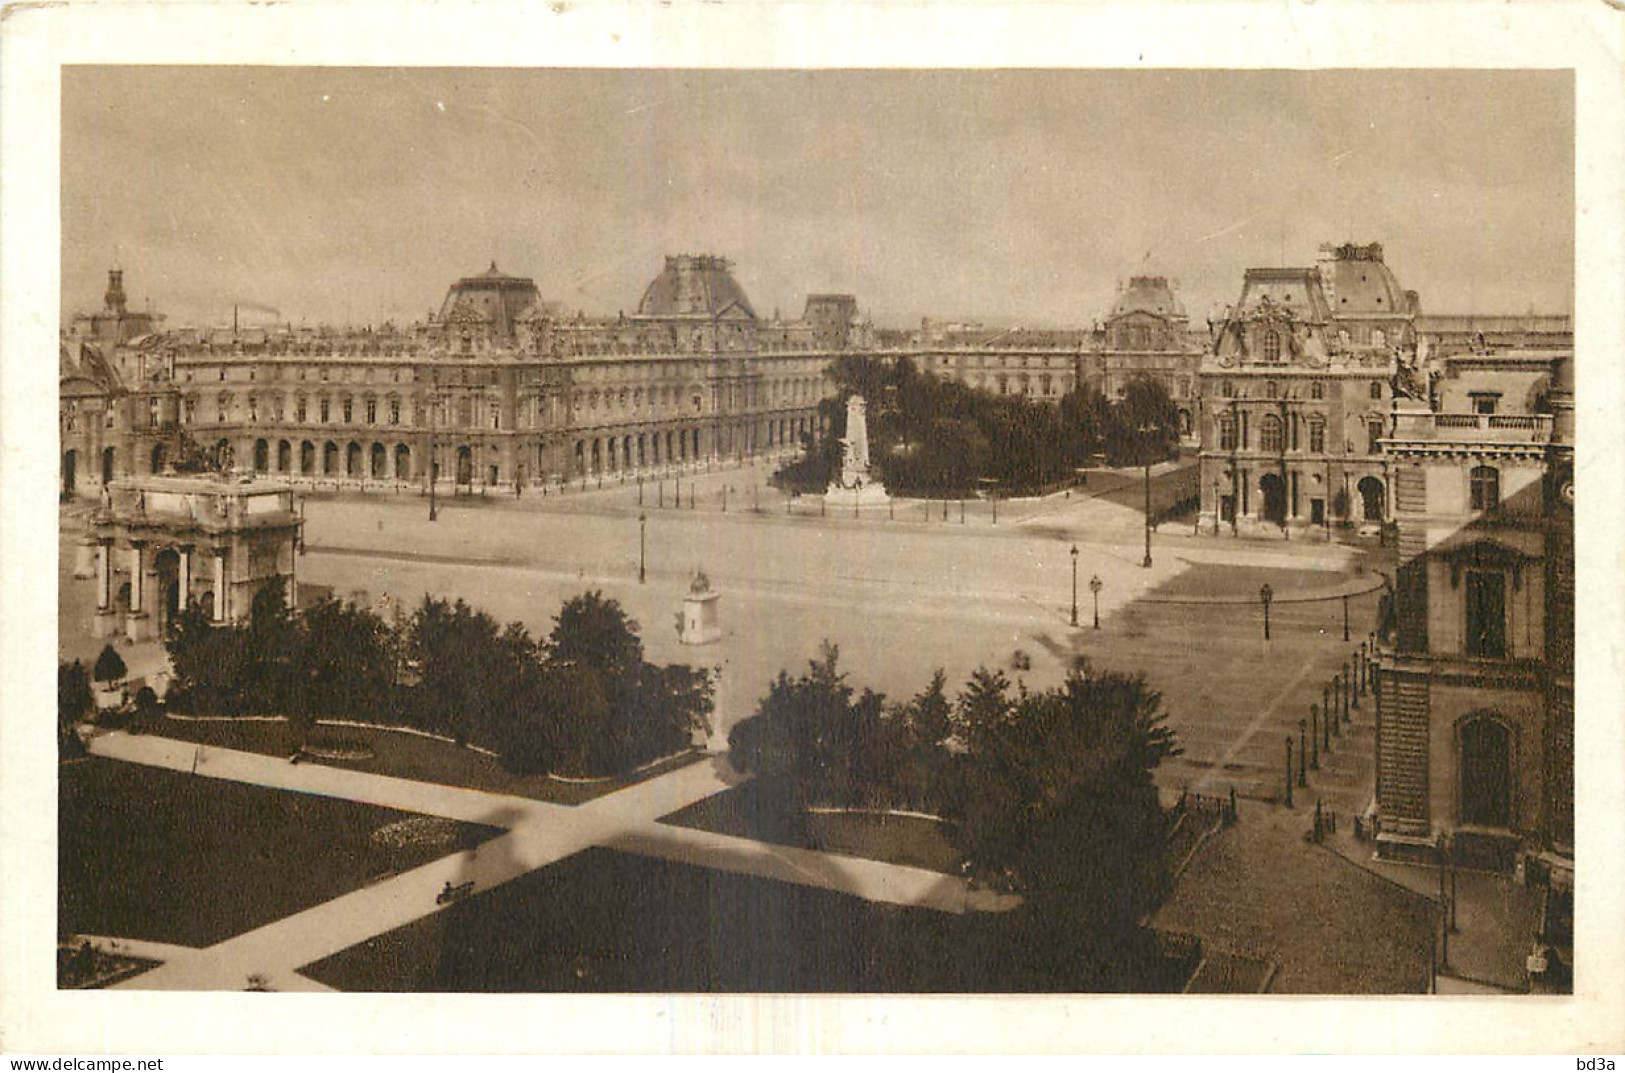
127;544;145;614
73;535;98;579
213;551;228;623
92;541;119;638
177;546;192;610
124;542;152;642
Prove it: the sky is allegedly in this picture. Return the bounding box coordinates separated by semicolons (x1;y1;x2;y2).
61;67;1574;330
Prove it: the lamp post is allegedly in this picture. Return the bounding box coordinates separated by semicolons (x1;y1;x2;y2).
638;512;647;583
427;374;439;522
1310;704;1321;769
1343;591;1351;641
1069;545;1080;627
1090;573;1103;629
1260;582;1274;641
1137;423;1157;569
1298;718;1308;787
1284;736;1294;808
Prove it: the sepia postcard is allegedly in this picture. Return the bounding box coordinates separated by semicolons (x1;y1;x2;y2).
3;0;1623;1056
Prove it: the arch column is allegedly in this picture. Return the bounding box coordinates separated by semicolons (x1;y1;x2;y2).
177;545;192;610
92;540;119;638
125;541;153;642
213;551;228;623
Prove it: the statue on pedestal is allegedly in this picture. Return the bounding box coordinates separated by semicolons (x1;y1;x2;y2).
825;394;890;507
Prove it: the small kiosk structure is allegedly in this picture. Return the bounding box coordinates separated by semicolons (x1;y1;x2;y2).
680;570;722;646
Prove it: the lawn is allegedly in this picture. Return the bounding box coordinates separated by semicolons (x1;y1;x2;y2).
59;757;503;949
146;716;703;806
660;781;963;874
301;847;1184;993
1147;562;1365;600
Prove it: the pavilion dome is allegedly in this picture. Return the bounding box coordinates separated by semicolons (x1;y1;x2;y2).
638;254;757;320
1111;276;1186;320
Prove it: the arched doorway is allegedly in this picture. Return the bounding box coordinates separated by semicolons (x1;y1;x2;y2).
1260;473;1287;525
152;548;181;636
215;439;233;470
323;442;339;475
63;450;77;497
101;446;117;485
277;440;292;473
371;442;386;479
455;445;473;486
1178;409;1192;436
301;441;315;475
253;439;269;473
394;444;411;480
1357;476;1385;522
346;441;362;477
150;443;167;475
1459;715;1513;828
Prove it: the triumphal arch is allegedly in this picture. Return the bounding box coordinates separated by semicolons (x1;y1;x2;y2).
88;473;303;642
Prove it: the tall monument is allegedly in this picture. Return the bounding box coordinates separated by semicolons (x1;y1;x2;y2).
825;394;890;507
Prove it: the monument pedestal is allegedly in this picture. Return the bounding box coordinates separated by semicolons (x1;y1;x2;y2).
823;481;892;510
124;611;153;644
680;572;722;646
73;537;98;579
92;610;120;639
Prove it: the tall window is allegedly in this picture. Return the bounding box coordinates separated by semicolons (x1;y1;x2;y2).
148;397;160;428
1220;379;1234;397
389;399;400;425
1308;415;1326;453
1263;380;1277;398
1219;412;1238;451
1259;414;1284;453
296;396;307;423
1465;571;1508;659
342;397;353;423
365;399;377;424
1370;381;1383;400
1311;381;1325;400
320;397;330;423
1262;330;1281;362
1469;465;1500;511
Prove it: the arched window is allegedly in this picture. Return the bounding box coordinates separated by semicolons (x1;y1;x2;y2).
1218;412;1238;451
1262;330;1281;362
1263;380;1277;398
1469;466;1500;511
1259;414;1284;453
1307;415;1326;453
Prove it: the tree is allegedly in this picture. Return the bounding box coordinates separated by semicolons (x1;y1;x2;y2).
945;662;1182;986
1105;375;1180;466
58;661;92;756
92;644;126;689
547;591;643;675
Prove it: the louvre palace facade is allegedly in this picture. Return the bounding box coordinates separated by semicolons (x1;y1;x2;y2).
61;255;850;497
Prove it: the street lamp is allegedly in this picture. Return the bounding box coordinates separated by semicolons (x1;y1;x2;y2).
1137;423;1157;569
1069;545;1080;627
1298;718;1308;787
1090;573;1103;629
1260;582;1274;641
1284;735;1295;808
638;512;647;584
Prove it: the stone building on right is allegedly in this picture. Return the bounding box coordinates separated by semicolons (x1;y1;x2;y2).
1372;345;1573;877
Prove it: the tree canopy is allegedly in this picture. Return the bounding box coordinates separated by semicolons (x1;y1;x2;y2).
727;646;1183;985
163;585;711;778
777;356;1182;496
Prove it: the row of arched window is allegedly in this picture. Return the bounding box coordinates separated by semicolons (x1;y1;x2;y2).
1216;378;1384;401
